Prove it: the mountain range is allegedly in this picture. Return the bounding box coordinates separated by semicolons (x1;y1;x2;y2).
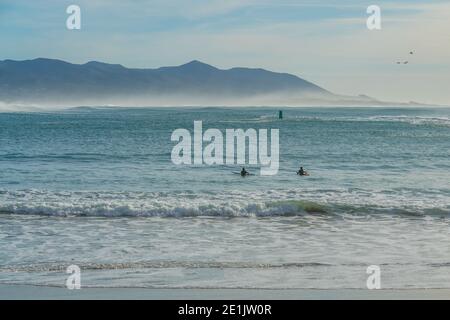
0;58;403;107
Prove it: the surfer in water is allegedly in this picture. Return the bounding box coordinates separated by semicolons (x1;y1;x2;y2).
297;166;309;176
240;167;249;177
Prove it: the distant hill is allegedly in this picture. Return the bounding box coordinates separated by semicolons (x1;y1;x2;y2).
0;58;386;106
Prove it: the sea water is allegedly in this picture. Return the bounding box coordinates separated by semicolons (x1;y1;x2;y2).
0;106;449;289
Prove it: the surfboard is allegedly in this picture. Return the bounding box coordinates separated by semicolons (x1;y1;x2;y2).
232;172;255;176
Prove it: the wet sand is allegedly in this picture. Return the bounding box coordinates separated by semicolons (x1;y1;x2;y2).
1;284;449;300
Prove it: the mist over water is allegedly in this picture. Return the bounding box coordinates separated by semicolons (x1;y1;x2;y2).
1;106;450;288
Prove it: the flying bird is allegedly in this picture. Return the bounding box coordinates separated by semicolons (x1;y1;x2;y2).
395;51;413;64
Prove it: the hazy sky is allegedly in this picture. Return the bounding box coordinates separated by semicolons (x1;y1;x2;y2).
1;0;450;104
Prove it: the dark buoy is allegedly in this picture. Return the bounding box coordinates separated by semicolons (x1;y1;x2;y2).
278;110;283;120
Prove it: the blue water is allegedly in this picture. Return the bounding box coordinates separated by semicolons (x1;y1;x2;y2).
0;106;450;289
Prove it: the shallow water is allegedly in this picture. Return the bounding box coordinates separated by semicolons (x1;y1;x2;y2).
0;106;449;288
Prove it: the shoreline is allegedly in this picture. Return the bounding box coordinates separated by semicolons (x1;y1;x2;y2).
1;284;450;300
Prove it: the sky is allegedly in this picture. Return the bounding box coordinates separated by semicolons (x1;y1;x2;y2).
1;0;450;105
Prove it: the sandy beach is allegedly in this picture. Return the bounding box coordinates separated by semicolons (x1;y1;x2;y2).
1;284;449;300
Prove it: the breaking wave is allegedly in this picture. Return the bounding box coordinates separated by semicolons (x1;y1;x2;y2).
0;189;448;218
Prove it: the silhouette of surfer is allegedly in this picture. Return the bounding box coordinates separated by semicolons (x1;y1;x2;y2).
297;166;309;176
240;167;249;177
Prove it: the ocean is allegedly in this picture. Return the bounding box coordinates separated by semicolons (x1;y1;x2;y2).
0;106;450;289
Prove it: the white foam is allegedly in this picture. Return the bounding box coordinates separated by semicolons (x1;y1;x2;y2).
0;188;448;217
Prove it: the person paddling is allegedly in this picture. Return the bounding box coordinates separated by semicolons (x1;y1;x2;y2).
297;166;309;176
240;167;249;177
